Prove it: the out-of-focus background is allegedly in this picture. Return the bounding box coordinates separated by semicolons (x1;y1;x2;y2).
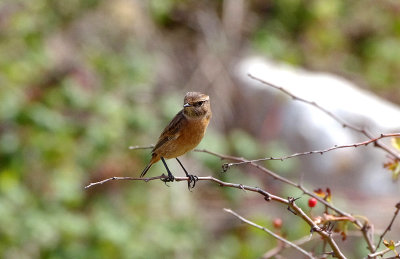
1;0;400;258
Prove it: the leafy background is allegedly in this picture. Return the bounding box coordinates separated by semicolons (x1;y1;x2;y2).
1;0;399;258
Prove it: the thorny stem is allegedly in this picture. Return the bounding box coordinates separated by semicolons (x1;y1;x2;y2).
225;133;400;167
85;175;275;202
195;148;376;253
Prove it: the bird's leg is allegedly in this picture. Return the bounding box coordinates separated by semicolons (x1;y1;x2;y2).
161;157;175;183
176;157;198;190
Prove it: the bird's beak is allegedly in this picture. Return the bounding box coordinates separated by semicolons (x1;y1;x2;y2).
183;103;191;108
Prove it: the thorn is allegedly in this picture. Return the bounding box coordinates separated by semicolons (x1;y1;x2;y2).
287;197;301;215
322;251;335;256
287;198;297;214
310;226;319;234
222;163;230;173
287;206;297;215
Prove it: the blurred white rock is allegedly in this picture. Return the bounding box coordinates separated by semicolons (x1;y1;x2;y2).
235;57;400;194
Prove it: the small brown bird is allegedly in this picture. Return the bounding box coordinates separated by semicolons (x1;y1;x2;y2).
140;92;212;189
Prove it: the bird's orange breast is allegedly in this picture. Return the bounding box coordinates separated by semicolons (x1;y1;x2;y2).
158;115;210;159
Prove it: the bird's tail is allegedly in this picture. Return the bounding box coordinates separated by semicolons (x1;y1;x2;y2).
140;162;153;177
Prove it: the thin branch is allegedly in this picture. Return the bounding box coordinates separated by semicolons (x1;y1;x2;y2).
195;149;298;186
85;175;278;202
225;133;400;167
368;241;400;258
248;74;360;131
84;175;163;189
375;202;400;251
224;208;315;259
262;234;314;259
247;74;400;161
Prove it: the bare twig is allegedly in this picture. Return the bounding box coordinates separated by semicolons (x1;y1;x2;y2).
247;74;400;161
85;175;275;202
262;234;315;259
224;208;315;259
375;202;400;251
195;148;298;186
85;175;162;189
368;241;400;258
225;133;400;167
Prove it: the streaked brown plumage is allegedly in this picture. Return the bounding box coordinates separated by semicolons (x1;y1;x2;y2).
140;92;211;180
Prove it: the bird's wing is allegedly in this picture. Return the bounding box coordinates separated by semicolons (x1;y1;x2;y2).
152;110;185;153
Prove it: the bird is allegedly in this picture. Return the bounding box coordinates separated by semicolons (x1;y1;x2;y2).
140;92;212;189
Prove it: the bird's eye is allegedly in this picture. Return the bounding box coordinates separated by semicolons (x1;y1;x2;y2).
196;101;204;106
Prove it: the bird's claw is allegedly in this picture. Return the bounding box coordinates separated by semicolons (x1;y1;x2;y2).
161;173;175;186
187;174;198;191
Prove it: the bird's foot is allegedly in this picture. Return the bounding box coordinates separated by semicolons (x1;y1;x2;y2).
187;174;198;191
161;173;175;186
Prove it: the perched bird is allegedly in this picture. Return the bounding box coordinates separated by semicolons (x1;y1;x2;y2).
140;92;212;189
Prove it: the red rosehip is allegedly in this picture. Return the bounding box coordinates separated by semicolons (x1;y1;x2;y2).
308;197;317;208
273;218;282;229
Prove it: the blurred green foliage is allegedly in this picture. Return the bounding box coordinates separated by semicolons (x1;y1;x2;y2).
1;0;399;258
252;0;400;100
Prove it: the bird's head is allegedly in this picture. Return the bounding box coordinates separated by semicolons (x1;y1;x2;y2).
183;92;211;118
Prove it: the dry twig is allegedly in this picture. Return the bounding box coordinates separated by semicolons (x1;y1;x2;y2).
224;208;315;259
224;133;400;168
375;202;400;251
